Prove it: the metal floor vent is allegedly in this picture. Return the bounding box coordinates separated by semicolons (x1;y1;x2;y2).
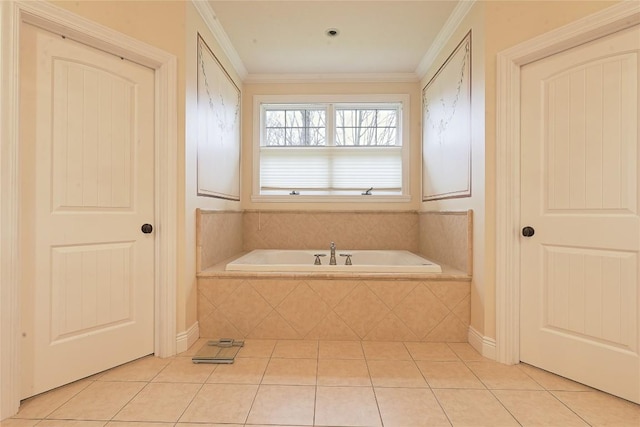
192;338;244;364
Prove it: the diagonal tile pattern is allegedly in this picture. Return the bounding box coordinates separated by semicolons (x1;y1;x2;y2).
199;277;471;342
12;340;640;426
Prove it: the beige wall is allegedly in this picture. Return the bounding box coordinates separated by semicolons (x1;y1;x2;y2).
184;2;243;331
241;82;422;211
420;2;487;337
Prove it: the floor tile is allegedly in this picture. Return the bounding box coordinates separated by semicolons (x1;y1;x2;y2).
36;421;106;426
447;343;486;361
315;386;381;427
362;341;411;360
152;356;216;383
176;424;242;427
98;356;171;382
434;389;519;427
206;357;269;384
318;340;364;359
47;381;146;421
237;339;277;358
271;340;318;359
0;420;40;427
317;359;371;386
493;390;588;426
246;385;315;426
405;342;459;361
107;422;174;426
416;361;485;389
553;391;640;426
179;383;258;424
368;360;427;387
466;361;544;390
113;382;200;423
518;363;592;391
13;379;92;419
375;387;450;427
262;358;317;385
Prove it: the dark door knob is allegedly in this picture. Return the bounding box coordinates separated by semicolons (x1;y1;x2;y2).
522;226;535;237
141;224;153;234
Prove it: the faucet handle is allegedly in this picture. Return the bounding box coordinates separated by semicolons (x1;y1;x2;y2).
339;253;352;265
313;254;326;265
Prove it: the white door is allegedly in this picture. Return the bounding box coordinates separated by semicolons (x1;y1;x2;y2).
520;25;640;403
19;23;155;398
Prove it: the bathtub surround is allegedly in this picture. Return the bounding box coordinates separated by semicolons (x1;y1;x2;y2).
196;210;243;271
243;210;420;252
198;209;472;272
196;209;472;342
198;276;470;342
419;211;473;274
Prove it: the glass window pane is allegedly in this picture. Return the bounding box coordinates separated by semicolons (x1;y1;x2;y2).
309;127;326;146
376;128;397;146
336;127;356;146
265;110;285;128
308;110;326;127
265;128;285;146
286;110;304;127
356;126;376;145
357;110;376;127
336;110;354;127
377;109;397;127
285;128;305;146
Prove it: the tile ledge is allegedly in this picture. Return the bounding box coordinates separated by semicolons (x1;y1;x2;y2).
197;252;471;281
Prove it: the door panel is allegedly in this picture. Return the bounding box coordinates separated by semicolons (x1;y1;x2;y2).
520;25;640;403
20;24;155;398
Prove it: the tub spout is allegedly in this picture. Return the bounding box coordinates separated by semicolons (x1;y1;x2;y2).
330;242;337;265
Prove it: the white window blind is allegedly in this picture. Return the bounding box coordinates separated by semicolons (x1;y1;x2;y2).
260;146;402;195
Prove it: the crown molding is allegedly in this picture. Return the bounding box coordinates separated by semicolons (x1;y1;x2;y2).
415;0;476;80
191;0;248;80
244;72;419;84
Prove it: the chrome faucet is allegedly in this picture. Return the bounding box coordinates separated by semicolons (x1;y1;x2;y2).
329;242;337;265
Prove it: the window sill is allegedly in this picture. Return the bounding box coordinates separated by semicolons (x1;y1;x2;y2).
251;195;412;203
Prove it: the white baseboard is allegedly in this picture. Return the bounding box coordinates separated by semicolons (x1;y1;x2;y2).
468;326;496;360
176;321;199;354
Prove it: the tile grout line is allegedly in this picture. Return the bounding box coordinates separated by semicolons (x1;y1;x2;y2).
361;341;385;427
403;341;455;427
241;339;278;425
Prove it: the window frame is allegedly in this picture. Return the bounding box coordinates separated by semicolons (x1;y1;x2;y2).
252;94;411;203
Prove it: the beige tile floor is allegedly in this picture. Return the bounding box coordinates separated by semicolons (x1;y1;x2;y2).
5;340;640;427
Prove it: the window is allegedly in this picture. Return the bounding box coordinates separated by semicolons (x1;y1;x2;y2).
253;95;410;202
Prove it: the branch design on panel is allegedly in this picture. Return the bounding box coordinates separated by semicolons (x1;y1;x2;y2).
197;34;241;200
422;31;472;201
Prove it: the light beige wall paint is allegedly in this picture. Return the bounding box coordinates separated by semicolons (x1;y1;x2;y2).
241;82;422;211
420;2;486;337
184;3;243;331
421;0;621;342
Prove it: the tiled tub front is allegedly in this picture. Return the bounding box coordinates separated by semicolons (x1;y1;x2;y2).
198;275;470;342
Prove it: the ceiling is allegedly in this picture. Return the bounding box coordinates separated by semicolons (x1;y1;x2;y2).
207;1;461;81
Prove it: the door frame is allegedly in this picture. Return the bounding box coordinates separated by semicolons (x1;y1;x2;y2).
0;0;178;418
495;1;640;365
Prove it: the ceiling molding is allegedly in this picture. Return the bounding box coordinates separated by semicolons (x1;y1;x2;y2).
415;0;476;80
191;0;248;80
244;72;420;84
